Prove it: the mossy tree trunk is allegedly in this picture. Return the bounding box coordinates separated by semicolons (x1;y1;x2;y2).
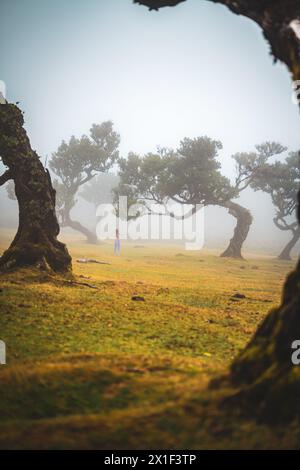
228;216;300;421
220;201;253;259
0;104;72;273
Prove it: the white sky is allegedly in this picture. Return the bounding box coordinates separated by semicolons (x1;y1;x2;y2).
0;0;299;178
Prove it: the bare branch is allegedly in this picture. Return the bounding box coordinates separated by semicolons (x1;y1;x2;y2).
273;216;298;232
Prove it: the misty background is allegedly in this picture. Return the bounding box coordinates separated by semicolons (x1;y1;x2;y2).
0;0;299;256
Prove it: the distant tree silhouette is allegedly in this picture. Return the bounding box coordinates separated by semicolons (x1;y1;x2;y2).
50;123;120;244
117;138;284;258
251;151;300;260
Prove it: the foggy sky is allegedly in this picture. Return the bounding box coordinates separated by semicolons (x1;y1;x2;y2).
0;0;299;255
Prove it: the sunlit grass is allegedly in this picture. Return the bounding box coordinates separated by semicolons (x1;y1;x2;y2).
0;231;296;449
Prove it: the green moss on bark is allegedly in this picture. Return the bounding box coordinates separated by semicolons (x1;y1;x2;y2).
0;104;72;273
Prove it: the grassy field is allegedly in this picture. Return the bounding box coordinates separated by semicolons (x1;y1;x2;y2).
0;231;298;449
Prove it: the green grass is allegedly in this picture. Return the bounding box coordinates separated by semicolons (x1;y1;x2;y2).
0;232;298;449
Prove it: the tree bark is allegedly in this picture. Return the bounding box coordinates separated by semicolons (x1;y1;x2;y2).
228;239;300;422
0;104;72;273
278;227;300;261
220;201;253;259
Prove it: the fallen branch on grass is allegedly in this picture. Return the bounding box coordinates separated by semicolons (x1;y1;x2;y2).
76;259;111;265
48;275;100;290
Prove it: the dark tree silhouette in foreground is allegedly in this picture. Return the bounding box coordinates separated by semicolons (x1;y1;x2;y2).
251;151;300;261
134;1;300;84
0;104;72;272
50;123;120;244
135;0;300;422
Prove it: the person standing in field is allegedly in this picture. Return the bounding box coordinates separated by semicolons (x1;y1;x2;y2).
114;228;120;255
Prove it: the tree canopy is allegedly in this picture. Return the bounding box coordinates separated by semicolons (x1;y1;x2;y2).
251;151;300;259
50;122;120;243
117;137;285;258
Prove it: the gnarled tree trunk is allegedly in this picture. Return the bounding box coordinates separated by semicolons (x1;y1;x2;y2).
0;104;72;273
64;214;98;245
59;196;99;245
278;226;300;261
220;201;253;259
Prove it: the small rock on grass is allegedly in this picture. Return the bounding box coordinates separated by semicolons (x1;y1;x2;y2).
132;295;145;302
231;293;246;299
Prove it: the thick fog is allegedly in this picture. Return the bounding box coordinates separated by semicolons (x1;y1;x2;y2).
0;0;299;257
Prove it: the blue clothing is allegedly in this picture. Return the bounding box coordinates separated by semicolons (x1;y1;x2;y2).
114;238;120;255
